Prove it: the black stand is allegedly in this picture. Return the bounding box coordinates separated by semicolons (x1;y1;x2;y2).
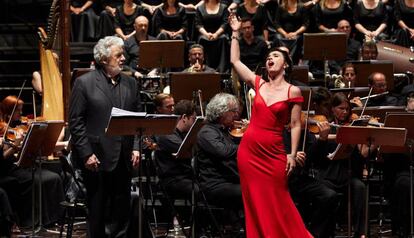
16;121;64;237
139;40;185;90
336;126;407;237
106;109;178;238
303;33;347;87
169;72;222;103
381;113;414;237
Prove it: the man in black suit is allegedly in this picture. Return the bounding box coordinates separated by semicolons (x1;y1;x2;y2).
69;36;142;238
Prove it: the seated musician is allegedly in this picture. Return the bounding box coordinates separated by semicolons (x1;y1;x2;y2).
312;93;368;238
154;99;199;204
384;92;414;237
196;93;243;230
154;93;175;114
340;63;357;88
123;16;156;79
286;87;339;238
183;44;216;73
0;95;65;228
351;72;399;107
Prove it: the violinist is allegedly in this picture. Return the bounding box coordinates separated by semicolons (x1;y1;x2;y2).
154;100;199;228
196;93;244;233
313;92;368;238
383;92;414;237
286;86;339;238
0;95;65;229
351;72;399;107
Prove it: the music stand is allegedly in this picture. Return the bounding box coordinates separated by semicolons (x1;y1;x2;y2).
106;108;178;238
352;106;407;122
139;40;185;69
381;113;414;236
303;33;347;87
169;72;222;102
336;126;407;237
349;60;394;90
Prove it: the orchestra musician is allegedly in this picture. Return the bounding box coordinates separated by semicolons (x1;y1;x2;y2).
154;100;199;220
69;36;141;238
384;92;414;237
312;92;368;238
230;13;313;237
183;44;216;73
0;95;65;229
287;87;339;238
195;93;244;232
351;72;399;107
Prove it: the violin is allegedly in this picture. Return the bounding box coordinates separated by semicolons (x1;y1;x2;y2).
229;120;249;138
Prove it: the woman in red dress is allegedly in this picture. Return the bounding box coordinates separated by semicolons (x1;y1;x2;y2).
229;13;313;238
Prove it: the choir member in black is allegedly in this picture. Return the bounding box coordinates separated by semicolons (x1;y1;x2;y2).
153;0;187;40
97;0;123;38
195;0;230;73
155;100;198;202
69;36;141;238
123;16;156;79
354;0;388;42
0;95;65;228
70;0;98;42
236;0;268;38
238;18;268;72
183;44;216;72
394;0;414;47
114;0;151;40
196;93;243;220
272;0;309;64
285;116;339;237
315;0;352;32
315;93;368;238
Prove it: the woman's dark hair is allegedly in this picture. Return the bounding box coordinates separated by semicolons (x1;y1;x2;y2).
266;47;293;76
162;0;179;9
331;92;352;122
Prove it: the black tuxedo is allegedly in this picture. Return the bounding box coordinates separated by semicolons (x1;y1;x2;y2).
69;67;141;238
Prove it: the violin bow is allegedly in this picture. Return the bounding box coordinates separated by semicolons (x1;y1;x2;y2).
3;80;26;141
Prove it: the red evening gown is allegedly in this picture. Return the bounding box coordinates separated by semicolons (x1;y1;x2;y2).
238;76;313;238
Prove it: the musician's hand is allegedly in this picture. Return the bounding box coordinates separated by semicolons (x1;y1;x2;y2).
286;154;296;176
85;154;100;172
408;28;414;39
317;121;330;141
350;97;363;107
131;150;140;169
286;32;297;40
295;151;306;167
134;71;143;79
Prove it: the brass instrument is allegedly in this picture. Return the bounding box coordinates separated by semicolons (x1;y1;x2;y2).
333;74;345;88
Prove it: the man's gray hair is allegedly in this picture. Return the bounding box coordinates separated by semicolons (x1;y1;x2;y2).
205;93;239;122
93;36;124;65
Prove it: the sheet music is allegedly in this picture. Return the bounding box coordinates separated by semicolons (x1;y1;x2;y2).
327;143;355;160
111;107;147;117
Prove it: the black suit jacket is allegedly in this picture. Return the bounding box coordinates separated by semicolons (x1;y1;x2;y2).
69;68;142;172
